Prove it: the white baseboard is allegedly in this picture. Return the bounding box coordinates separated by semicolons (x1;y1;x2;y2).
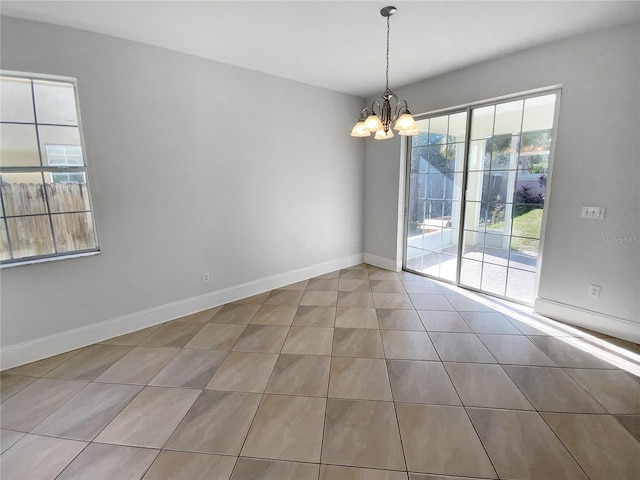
534;297;640;344
363;253;399;272
1;253;364;370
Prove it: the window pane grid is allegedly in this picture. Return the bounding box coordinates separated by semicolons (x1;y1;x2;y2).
0;72;98;265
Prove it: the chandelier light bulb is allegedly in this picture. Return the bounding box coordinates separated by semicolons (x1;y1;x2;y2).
394;112;418;131
375;129;395;140
350;121;371;137
364;114;384;132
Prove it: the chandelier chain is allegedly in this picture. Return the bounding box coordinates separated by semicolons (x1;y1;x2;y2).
385;13;390;92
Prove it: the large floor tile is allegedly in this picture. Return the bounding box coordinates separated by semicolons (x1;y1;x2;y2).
210;304;261;324
429;332;497;363
231;325;289;353
368;269;399;281
616;415;640;441
185;323;246;350
543;412;640;480
417;311;472;333
467;408;589;479
402;281;441;294
459;311;521;334
444;362;533;410
396;403;495;478
205;351;278;392
300;290;338;306
478;334;556;366
143;451;236;480
32;382;142;440
374;293;414;309
328;357;392;401
387;360;460;405
336;307;378;329
370;280;406;293
0;429;24;454
0;434;86;480
280;279;308;290
149;349;226;388
504;366;607;413
0;373;36;403
264;289;304;306
322;398;405;470
242;394;326;463
338;291;375;308
338;279;371;292
231;458;319;480
250;305;297;325
527;335;617;369
95;386;200;448
292;305;336;327
377;308;424;331
340;269;369;280
44;344;131;381
333;328;384;358
381;330;439;360
444;294;494;312
306;277;339;291
320;465;408;480
1;378;87;431
564;368;640;414
139;319;205;347
166;390;261;455
57;443;159;480
95;346;180;384
5;349;81;377
266;354;331;397
408;294;455;311
281;326;333;355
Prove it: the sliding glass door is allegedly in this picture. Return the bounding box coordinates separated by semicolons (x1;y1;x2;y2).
405;111;467;282
404;91;559;304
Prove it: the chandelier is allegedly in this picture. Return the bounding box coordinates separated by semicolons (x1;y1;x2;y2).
351;6;418;140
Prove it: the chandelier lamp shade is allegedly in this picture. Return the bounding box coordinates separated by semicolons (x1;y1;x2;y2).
351;6;418;140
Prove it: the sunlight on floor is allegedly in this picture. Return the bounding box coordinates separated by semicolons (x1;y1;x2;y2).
436;282;640;377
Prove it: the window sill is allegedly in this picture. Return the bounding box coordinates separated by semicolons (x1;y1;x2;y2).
1;250;101;268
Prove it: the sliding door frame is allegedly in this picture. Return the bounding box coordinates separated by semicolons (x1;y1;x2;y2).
402;86;562;305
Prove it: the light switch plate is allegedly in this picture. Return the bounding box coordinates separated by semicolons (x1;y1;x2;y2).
581;206;605;220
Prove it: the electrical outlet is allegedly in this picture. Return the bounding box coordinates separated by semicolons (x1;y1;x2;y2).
202;272;210;283
589;284;601;298
581;206;605;220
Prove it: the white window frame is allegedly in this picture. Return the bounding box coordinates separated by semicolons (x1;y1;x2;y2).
0;71;100;267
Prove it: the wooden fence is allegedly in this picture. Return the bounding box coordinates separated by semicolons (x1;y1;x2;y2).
1;182;96;260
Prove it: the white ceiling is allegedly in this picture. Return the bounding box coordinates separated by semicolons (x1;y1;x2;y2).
2;1;639;97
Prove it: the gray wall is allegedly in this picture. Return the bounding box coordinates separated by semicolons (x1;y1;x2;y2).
1;17;365;348
365;22;639;332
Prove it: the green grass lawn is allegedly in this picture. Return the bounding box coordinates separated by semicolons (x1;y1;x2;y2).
488;207;542;255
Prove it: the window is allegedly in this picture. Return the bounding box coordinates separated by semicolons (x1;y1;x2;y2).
45;145;86;184
0;72;99;265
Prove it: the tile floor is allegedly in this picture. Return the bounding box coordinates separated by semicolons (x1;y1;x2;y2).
1;264;639;479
